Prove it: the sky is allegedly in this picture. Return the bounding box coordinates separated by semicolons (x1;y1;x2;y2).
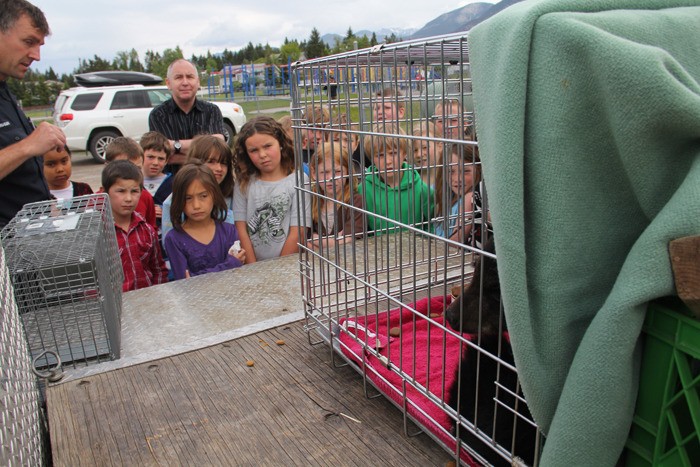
29;0;494;75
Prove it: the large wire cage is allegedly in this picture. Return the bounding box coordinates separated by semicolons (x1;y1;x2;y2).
0;194;123;369
292;33;542;466
0;244;46;466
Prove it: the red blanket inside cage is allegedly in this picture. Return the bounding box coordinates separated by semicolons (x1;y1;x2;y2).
338;296;478;465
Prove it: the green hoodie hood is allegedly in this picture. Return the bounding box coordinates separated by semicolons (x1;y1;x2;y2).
359;163;434;234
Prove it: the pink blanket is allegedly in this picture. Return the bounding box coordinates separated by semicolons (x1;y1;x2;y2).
338;296;478;465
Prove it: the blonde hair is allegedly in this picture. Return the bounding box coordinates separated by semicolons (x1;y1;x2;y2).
433;99;463;118
329;114;358;146
105;137;143;163
434;143;482;218
375;88;406;110
434;99;476;140
412;121;441;139
302;105;330;126
309;142;356;227
410;121;441;167
278;115;294;141
362;124;408;161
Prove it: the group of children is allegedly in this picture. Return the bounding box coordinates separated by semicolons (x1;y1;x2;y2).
41;88;482;293
294;89;485;249
43;116;310;292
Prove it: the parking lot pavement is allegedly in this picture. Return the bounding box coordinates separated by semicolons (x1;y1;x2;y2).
70;151;104;192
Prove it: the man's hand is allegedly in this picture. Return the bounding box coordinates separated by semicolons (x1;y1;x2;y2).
0;122;67;181
24;122;67;156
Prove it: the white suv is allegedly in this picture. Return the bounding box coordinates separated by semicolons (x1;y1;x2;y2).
53;85;246;163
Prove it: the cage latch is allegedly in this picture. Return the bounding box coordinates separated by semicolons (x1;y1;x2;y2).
32;350;64;383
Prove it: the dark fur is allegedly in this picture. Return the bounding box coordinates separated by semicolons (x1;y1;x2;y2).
445;239;538;466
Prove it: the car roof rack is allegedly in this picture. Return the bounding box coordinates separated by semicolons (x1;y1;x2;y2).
74;71;163;88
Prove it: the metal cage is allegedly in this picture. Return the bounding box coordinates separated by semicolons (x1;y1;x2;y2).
0;194;123;369
0;243;46;466
293;32;542;465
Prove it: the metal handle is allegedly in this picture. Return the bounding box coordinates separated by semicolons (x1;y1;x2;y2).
32;350;64;383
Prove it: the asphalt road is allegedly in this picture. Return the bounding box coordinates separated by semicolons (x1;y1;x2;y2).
70;151;106;192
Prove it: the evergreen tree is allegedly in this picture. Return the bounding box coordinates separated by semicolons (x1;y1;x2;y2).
356;35;371;49
33;76;51;106
254;43;265;58
128;48;144;72
144;50;162;74
75;54;113;73
205;54;219;73
331;38;342;54
242;42;255;62
112;50;130;70
306;28;327;59
221;48;235;65
7;77;26;106
153;47;184;78
384;33;402;44
190;54;205;71
44;67;58;81
60;73;74;88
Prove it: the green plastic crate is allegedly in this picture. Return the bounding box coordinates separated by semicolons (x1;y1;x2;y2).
626;299;700;467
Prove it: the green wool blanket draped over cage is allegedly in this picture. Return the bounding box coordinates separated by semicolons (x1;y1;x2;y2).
468;0;700;465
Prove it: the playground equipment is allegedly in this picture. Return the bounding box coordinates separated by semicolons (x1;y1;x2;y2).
208;60;294;101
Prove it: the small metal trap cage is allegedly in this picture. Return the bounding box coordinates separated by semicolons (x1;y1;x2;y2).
293;32;542;465
0;244;46;466
0;194;123;369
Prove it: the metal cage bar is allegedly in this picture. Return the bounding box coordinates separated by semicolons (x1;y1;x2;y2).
292;33;542;466
0;194;123;369
0;237;46;466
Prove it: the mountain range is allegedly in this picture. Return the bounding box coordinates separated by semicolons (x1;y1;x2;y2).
321;28;417;48
321;0;523;46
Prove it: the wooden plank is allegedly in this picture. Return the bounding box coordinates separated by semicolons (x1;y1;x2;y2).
47;321;452;465
670;236;700;318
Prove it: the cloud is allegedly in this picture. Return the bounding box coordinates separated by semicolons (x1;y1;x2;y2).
29;0;494;74
189;10;298;49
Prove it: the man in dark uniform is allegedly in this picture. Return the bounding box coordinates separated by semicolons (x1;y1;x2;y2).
148;59;224;173
0;0;66;227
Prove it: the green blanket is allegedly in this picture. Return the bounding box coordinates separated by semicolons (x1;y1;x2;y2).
468;1;700;465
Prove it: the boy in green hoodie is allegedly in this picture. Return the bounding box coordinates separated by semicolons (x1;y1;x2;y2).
358;125;434;235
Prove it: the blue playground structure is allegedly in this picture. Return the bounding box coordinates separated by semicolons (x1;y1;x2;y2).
207;58;294;101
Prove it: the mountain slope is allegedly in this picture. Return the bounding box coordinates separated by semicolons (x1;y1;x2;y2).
461;0;525;31
410;2;493;39
318;0;525;47
321;27;417;48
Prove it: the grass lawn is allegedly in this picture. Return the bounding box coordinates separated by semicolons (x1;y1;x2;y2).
268;111;291;120
25;107;53;119
27;94;426;127
237;99;290;114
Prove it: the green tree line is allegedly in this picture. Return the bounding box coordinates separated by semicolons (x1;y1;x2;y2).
9;26;402;107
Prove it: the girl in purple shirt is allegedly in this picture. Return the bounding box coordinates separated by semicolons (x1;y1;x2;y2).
164;162;246;280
